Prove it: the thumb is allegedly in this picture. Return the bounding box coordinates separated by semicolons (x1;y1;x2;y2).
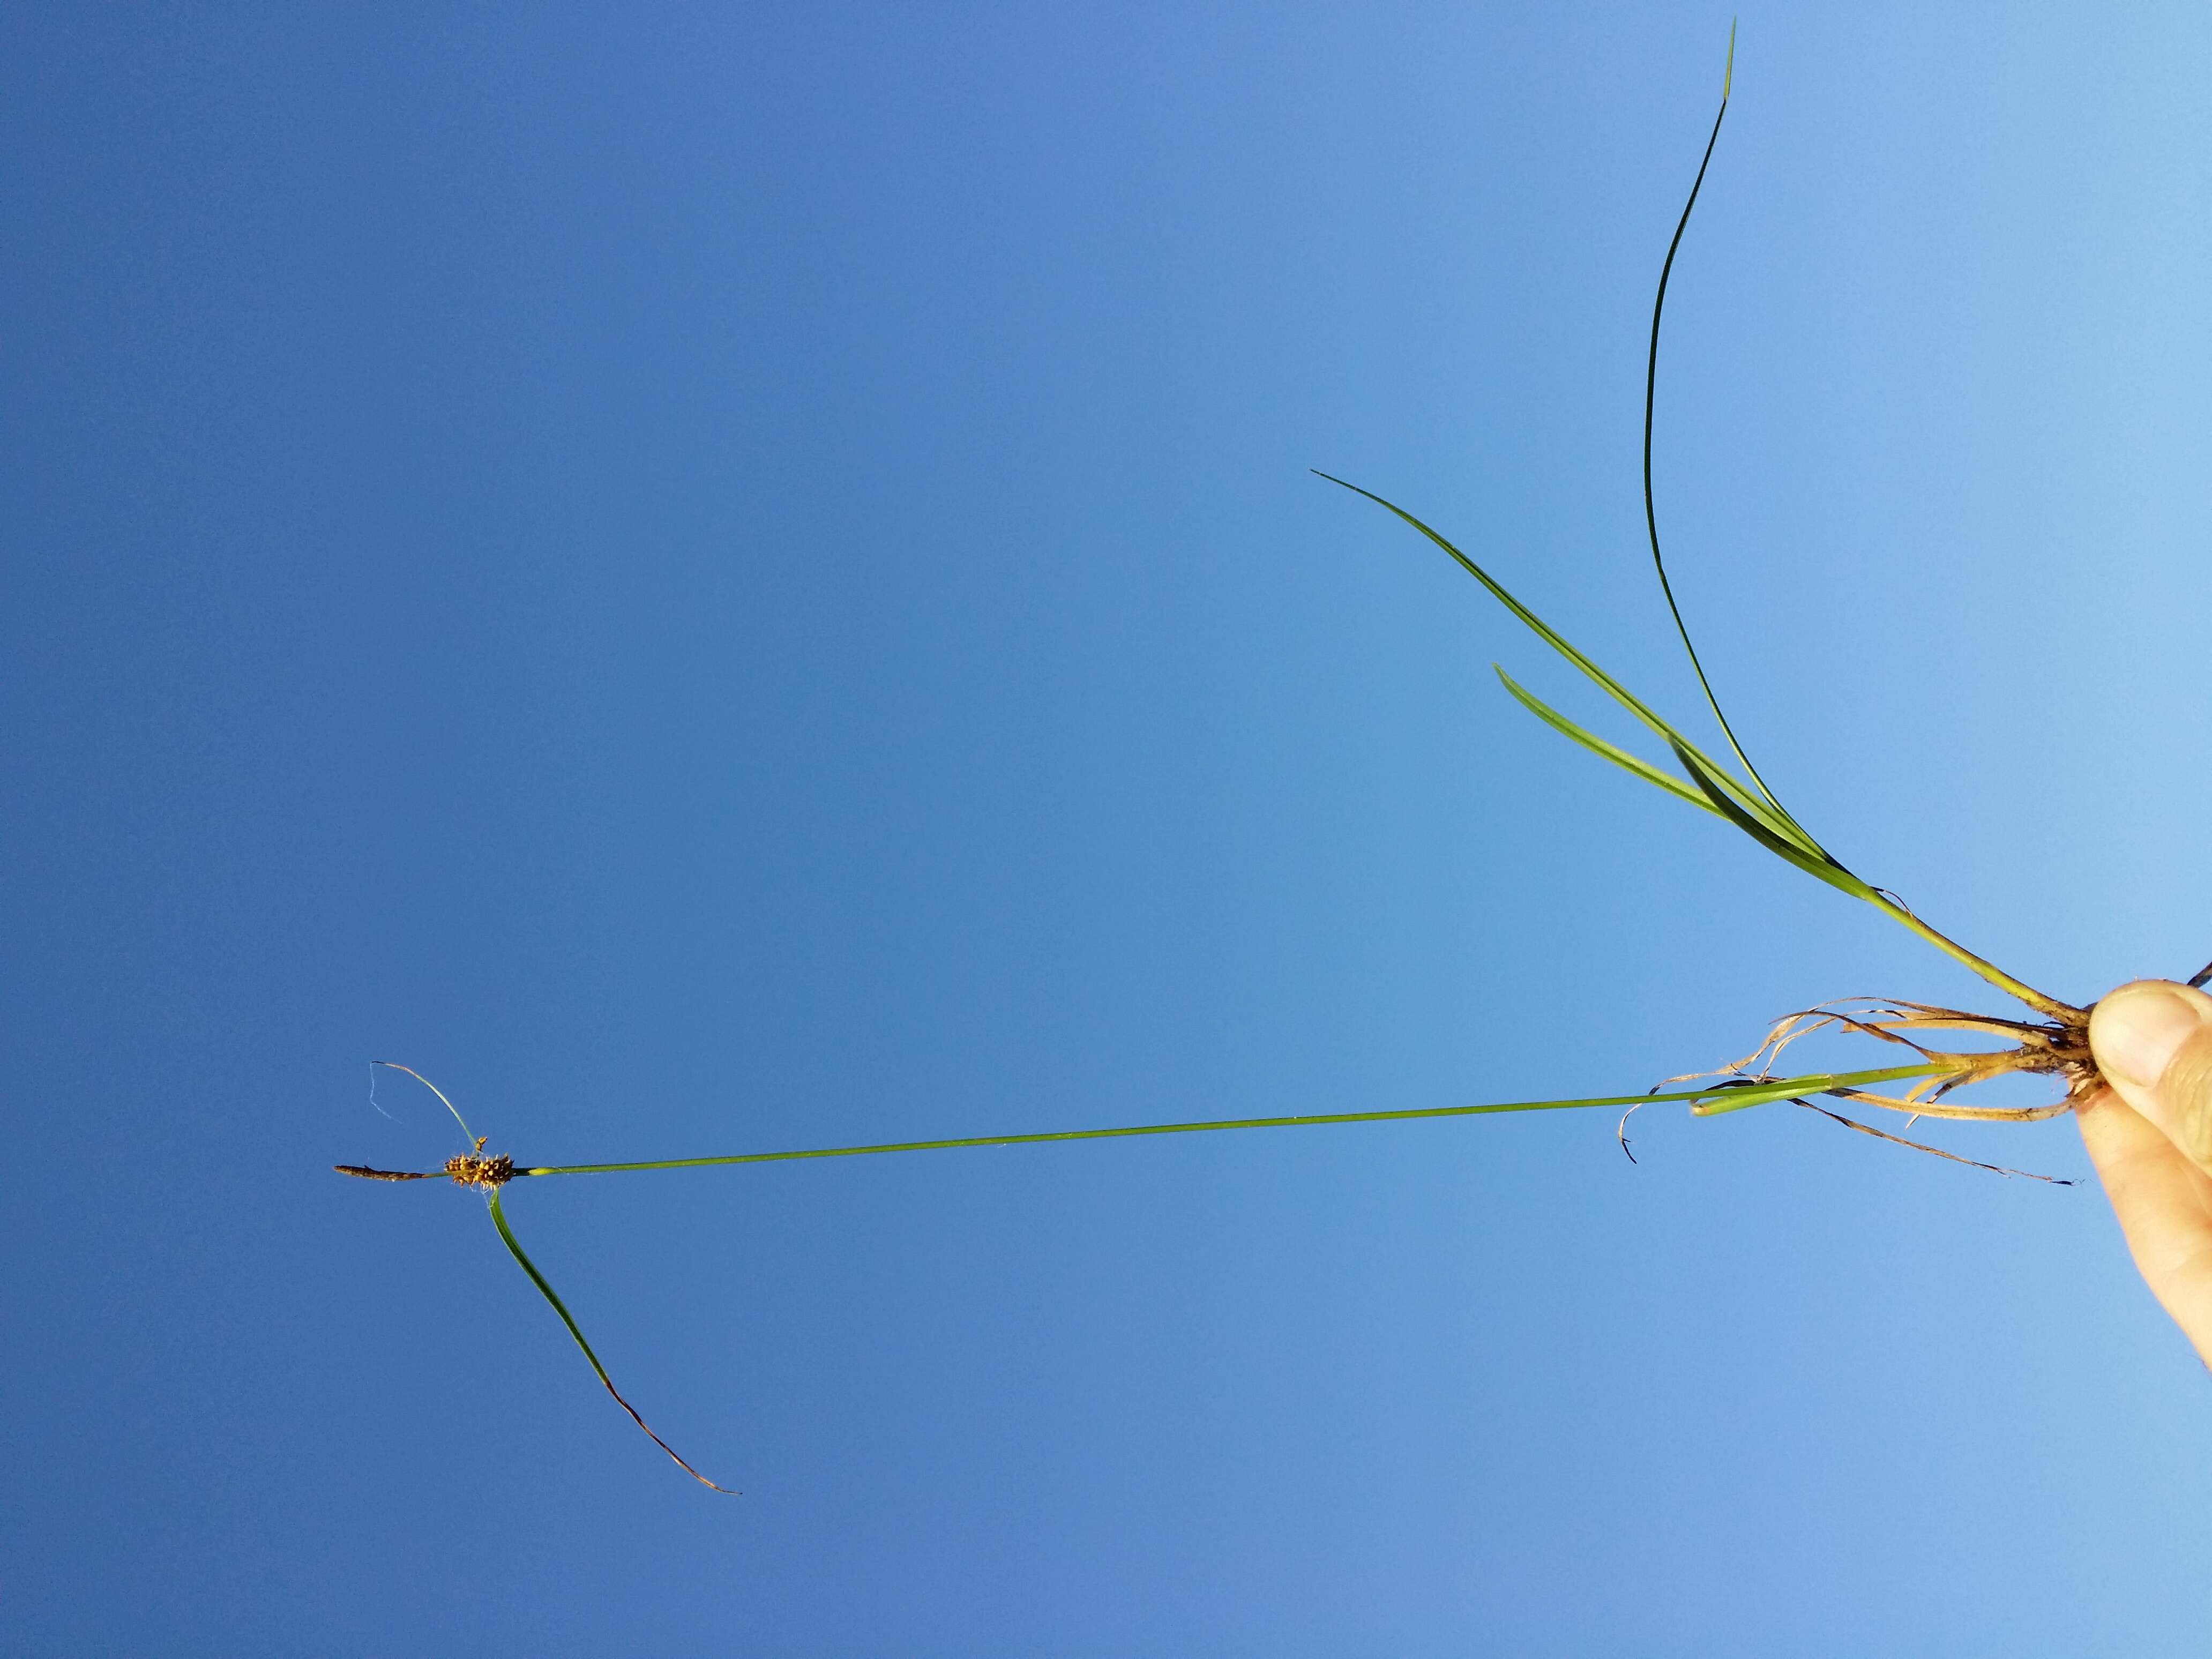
2088;980;2212;1171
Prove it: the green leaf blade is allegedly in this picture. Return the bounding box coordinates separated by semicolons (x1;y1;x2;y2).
1667;738;1878;901
487;1190;736;1493
1316;473;1796;831
1494;665;1722;817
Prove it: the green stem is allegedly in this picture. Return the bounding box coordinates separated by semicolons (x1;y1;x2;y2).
1864;895;2071;1017
516;1064;1947;1178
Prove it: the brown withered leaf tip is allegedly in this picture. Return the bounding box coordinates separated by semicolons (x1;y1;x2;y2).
332;1164;439;1182
332;1152;517;1188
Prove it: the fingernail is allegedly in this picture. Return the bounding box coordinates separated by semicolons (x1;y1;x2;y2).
2091;983;2211;1090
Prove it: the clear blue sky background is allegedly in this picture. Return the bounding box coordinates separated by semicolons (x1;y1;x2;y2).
8;3;2211;1653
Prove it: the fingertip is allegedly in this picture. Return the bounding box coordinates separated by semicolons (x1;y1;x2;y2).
2089;981;2212;1092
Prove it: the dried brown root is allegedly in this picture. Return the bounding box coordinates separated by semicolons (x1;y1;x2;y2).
1793;1099;2073;1184
1650;990;2106;1179
1672;994;2099;1123
1821;1089;2074;1124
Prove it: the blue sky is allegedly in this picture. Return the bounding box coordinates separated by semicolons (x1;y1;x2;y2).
7;3;2211;1653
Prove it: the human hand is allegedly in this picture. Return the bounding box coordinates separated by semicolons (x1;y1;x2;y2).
2076;980;2212;1364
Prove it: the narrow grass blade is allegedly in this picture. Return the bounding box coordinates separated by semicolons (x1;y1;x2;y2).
486;1189;735;1494
1317;473;1831;857
1667;738;1877;900
514;1064;1948;1178
1685;1067;1941;1116
1317;471;2074;1009
1639;26;1806;833
1317;471;1673;739
1495;666;1721;817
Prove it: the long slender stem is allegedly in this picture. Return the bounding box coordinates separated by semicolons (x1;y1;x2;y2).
514;1065;1947;1178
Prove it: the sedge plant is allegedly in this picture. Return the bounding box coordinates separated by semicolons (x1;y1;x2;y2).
339;31;2207;1490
